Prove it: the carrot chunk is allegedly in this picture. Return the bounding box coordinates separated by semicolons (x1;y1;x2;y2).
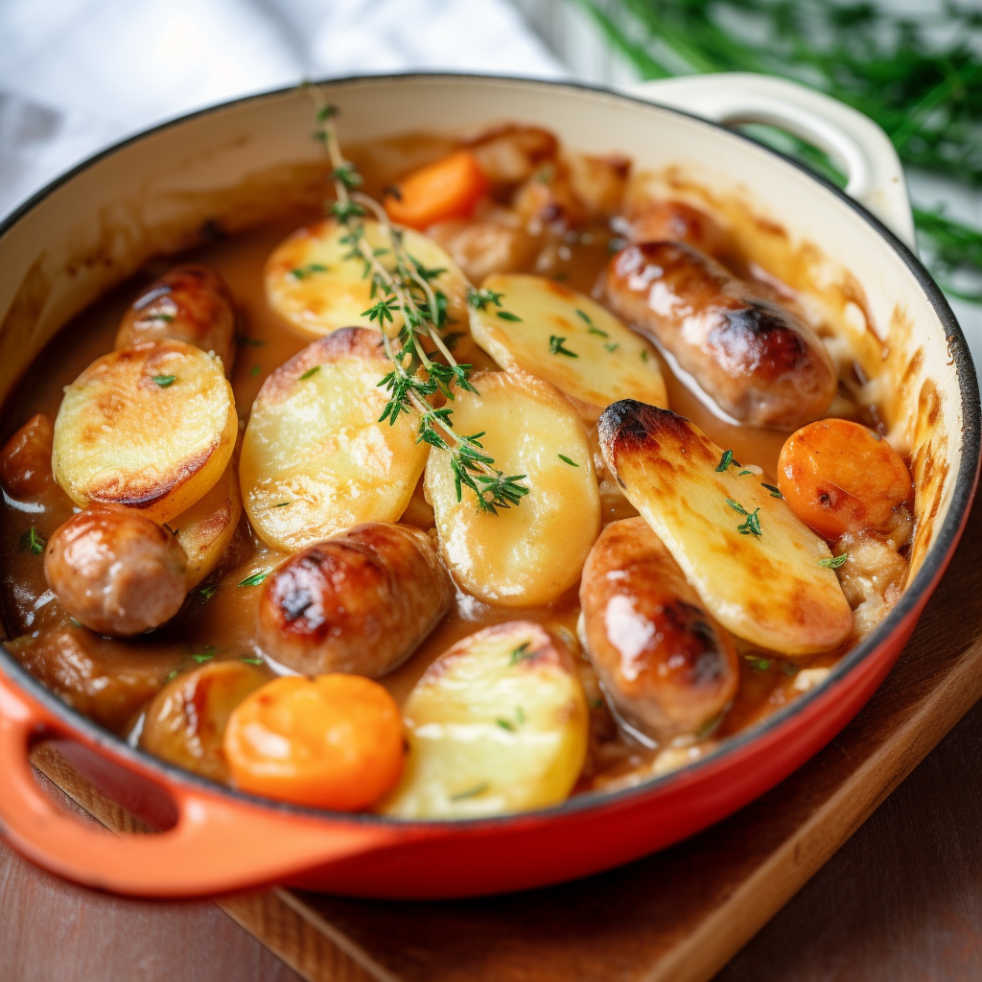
224;674;404;810
384;151;488;229
777;419;912;541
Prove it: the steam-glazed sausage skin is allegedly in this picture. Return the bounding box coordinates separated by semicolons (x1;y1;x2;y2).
0;412;54;498
258;522;453;677
579;517;738;742
605;242;836;429
624;200;731;259
115;266;236;372
44;508;188;636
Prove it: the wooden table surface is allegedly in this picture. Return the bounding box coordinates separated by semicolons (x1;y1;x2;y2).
2;698;979;982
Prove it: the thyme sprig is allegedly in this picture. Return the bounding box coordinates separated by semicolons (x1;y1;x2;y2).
313;100;528;514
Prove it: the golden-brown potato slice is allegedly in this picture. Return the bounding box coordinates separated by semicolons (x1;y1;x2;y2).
469;274;666;422
424;369;600;606
239;327;428;551
599;401;852;656
172;456;242;588
382;621;588;818
52;340;237;524
140;660;267;782
265;218;470;342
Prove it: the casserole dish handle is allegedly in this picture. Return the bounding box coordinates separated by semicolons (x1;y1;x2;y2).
0;670;414;897
627;72;916;250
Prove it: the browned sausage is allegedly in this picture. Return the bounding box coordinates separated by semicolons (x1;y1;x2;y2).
1;413;54;498
44;507;187;636
5;626;182;731
258;522;453;677
605;241;836;429
579;517;738;742
115;266;236;372
624;200;731;259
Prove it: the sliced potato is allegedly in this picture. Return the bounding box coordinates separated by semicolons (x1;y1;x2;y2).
172;455;242;587
52;340;237;524
265;218;471;344
424;369;600;606
469;273;666;421
382;621;588;818
598;401;853;656
140;660;268;782
240;327;428;551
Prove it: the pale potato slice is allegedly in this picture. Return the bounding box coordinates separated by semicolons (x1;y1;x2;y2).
382;621;588;818
265;218;471;345
52;340;237;524
239;327;428;551
599;400;852;656
469;273;666;421
172;456;242;588
424;369;600;606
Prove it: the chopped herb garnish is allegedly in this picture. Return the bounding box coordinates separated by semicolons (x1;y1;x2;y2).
496;310;522;322
146;313;174;323
165;668;180;682
299;365;321;381
508;641;534;665
549;335;579;358
745;655;772;671
273;501;291;508
640;349;649;362
576;309;606;336
761;483;783;499
250;364;261;377
450;782;490;801
68;616;82;628
716;449;737;472
515;706;526;725
238;570;270;587
590;697;604;711
738;469;752;476
191;647;216;664
198;584;218;603
467;287;504;311
241;656;264;666
727;498;762;536
289;262;329;281
152;374;176;387
237;334;265;347
819;554;849;569
604;341;620;353
496;718;516;732
558;454;579;467
20;527;45;554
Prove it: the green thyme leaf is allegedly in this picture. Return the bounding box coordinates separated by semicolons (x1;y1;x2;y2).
238;570;270;587
19;527;45;554
450;782;490;801
197;584;217;603
289;262;329;280
761;483;783;498
496;310;523;322
549;335;578;358
508;641;534;665
819;554;849;568
299;365;321;381
558;454;579;467
716;449;736;472
152;374;176;387
496;718;516;732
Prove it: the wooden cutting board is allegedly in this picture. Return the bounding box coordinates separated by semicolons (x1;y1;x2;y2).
31;494;982;982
